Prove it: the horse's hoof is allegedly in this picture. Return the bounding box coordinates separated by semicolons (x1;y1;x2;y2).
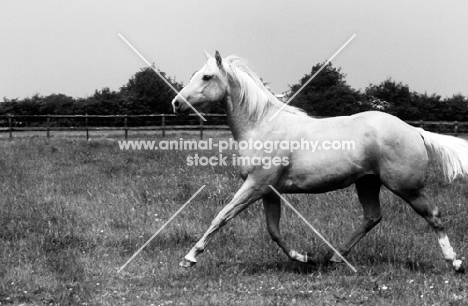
325;260;344;270
179;258;196;268
453;260;465;273
325;252;346;269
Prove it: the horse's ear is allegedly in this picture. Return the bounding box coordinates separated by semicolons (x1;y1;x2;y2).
204;49;212;60
215;50;222;67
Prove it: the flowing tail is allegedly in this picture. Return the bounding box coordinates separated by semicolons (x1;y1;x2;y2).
416;128;468;182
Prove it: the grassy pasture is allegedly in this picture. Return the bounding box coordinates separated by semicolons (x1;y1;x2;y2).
1;133;468;305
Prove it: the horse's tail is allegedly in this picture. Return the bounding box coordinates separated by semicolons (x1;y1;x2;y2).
416;127;468;182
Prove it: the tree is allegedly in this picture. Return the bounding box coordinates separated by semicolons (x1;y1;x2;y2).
288;62;365;116
120;67;182;114
444;94;468;121
413;92;442;121
83;88;123;115
39;94;75;115
364;79;422;120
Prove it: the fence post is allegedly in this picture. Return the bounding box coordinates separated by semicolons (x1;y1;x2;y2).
85;114;89;141
162;115;166;138
454;121;458;137
8;114;13;139
46;114;50;138
199;116;204;140
124;115;128;140
419;120;424;130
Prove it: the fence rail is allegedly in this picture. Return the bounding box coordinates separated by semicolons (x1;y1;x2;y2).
0;114;466;140
0;114;230;140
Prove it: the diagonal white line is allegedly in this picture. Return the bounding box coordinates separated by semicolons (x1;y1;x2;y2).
269;185;357;273
118;33;207;121
268;34;356;121
117;185;206;273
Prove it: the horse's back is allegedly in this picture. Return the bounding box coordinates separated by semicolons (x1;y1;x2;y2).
255;111;428;193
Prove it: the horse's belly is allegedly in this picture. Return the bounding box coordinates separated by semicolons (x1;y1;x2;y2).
278;151;370;193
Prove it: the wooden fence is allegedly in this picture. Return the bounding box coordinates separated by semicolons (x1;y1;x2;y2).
0;114;229;140
406;120;466;135
0;114;466;140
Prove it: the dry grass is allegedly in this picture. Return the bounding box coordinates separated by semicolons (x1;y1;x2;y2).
1;134;468;305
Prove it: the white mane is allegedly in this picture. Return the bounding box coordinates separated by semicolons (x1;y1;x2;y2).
208;55;307;121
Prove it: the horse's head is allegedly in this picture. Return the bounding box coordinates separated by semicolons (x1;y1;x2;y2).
172;51;227;114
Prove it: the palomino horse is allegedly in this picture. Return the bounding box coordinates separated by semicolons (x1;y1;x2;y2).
172;51;468;272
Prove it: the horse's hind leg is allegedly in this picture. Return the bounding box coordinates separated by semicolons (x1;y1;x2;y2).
263;192;315;264
392;188;464;272
330;174;382;262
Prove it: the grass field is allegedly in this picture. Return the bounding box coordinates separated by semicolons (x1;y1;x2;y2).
1;133;468;305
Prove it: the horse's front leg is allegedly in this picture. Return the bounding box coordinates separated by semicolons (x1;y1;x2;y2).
180;178;265;267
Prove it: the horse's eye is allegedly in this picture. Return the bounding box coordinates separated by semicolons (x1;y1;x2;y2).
202;75;213;81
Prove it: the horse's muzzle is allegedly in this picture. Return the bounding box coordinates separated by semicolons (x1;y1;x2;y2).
172;99;182;114
172;96;194;115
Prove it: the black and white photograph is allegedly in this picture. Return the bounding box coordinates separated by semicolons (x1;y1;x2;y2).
1;1;468;305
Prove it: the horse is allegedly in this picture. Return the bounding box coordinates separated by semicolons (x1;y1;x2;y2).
172;51;468;272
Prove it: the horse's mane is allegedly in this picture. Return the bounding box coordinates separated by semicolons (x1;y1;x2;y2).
210;55;307;121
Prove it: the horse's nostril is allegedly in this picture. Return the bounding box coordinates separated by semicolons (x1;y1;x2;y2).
174;101;180;108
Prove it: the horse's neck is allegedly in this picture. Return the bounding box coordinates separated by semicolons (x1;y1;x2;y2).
223;75;278;140
224;95;251;141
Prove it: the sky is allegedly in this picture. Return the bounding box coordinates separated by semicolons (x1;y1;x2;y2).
1;1;467;101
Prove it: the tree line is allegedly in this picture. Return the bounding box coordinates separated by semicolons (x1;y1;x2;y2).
289;63;468;121
2;63;467;121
